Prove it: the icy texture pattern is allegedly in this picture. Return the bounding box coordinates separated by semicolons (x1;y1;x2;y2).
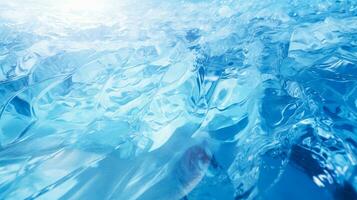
0;0;357;199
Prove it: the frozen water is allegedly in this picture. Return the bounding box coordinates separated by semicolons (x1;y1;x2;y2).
0;0;357;199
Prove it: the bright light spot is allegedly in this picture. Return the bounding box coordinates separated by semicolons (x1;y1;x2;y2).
312;176;325;188
47;0;119;24
60;0;109;12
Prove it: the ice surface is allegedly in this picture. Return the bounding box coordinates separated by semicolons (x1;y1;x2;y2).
0;0;357;199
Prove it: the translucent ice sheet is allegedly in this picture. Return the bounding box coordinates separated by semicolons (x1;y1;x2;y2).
0;0;357;199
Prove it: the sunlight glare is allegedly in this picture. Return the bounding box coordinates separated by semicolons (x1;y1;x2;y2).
60;0;109;12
